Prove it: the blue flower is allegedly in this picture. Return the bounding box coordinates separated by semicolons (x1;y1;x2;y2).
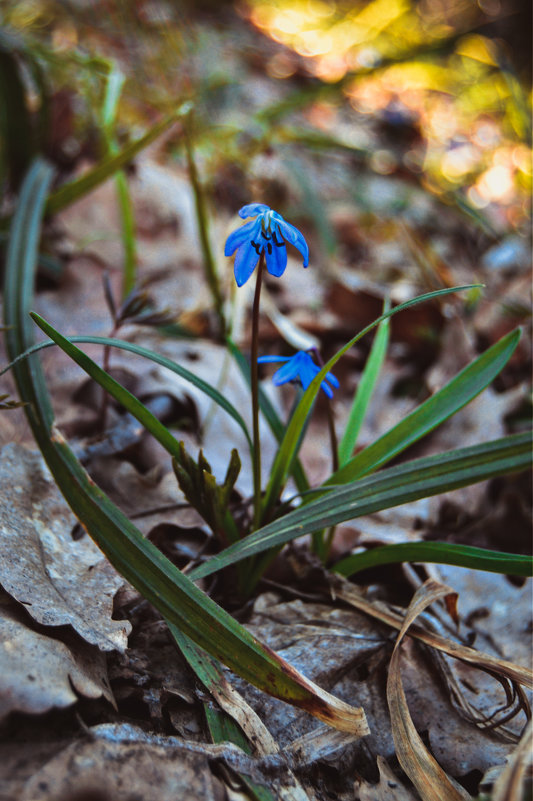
258;351;339;399
225;203;309;287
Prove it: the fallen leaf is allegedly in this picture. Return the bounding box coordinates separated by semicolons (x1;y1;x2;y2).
20;734;219;801
0;601;114;720
231;595;385;748
0;443;130;651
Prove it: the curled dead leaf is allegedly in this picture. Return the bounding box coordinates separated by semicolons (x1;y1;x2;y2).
385;580;472;801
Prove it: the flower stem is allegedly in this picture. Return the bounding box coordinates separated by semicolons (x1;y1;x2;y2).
251;254;265;530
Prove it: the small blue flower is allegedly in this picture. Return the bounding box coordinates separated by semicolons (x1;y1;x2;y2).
225;204;309;287
258;351;339;399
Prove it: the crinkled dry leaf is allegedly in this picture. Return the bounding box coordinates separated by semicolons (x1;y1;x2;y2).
333;574;531;778
432;564;533;670
0;443;130;651
0;602;114;720
20;734;218;801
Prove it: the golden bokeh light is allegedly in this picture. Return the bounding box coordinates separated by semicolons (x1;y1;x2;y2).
246;0;531;226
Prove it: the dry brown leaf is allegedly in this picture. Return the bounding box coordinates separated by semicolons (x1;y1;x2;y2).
385;580;471;801
492;719;533;801
0;443;130;651
228;596;381;751
0;601;114;720
191;650;312;801
20;735;219;801
334;578;533;690
354;755;419;801
93;332;278;496
431;564;532;671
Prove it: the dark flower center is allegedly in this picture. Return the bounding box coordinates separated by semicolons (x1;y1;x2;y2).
252;228;284;255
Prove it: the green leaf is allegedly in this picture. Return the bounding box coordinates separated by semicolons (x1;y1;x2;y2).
262;285;481;519
20;326;253;456
338;300;390;466
3;160;55;435
326;327;521;487
30;315;184;460
46;104;191;215
334;541;532;578
4;159;368;734
190;432;532;580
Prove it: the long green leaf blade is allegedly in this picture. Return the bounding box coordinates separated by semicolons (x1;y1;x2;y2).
4;159;368;733
327;327;521;487
338;302;390;466
25;324;253;454
334;541;532;577
1;335;252;449
190;432;532;580
30;315;184;460
3;160;55;434
262;285;481;518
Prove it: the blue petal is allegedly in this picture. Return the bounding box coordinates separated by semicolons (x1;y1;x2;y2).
257;355;290;364
325;372;340;388
298;357;320;391
234;240;261;287
320;381;334;399
271;358;301;386
238;203;271;219
224;220;256;257
277;219;309;267
264;239;288;277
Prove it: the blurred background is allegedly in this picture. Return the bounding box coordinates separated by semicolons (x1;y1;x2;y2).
1;0;530;234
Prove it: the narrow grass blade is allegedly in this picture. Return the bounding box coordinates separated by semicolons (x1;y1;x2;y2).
3;160;55;434
20;326;253;455
334;541;532;578
100;66;136;297
262;285;481;517
190;432;532;580
338;301;390;466
4;159;369;733
326;328;521;487
46;105;191;215
30;315;183;460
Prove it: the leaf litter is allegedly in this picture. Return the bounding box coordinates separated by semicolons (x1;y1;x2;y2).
1;185;531;798
0;10;531;801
